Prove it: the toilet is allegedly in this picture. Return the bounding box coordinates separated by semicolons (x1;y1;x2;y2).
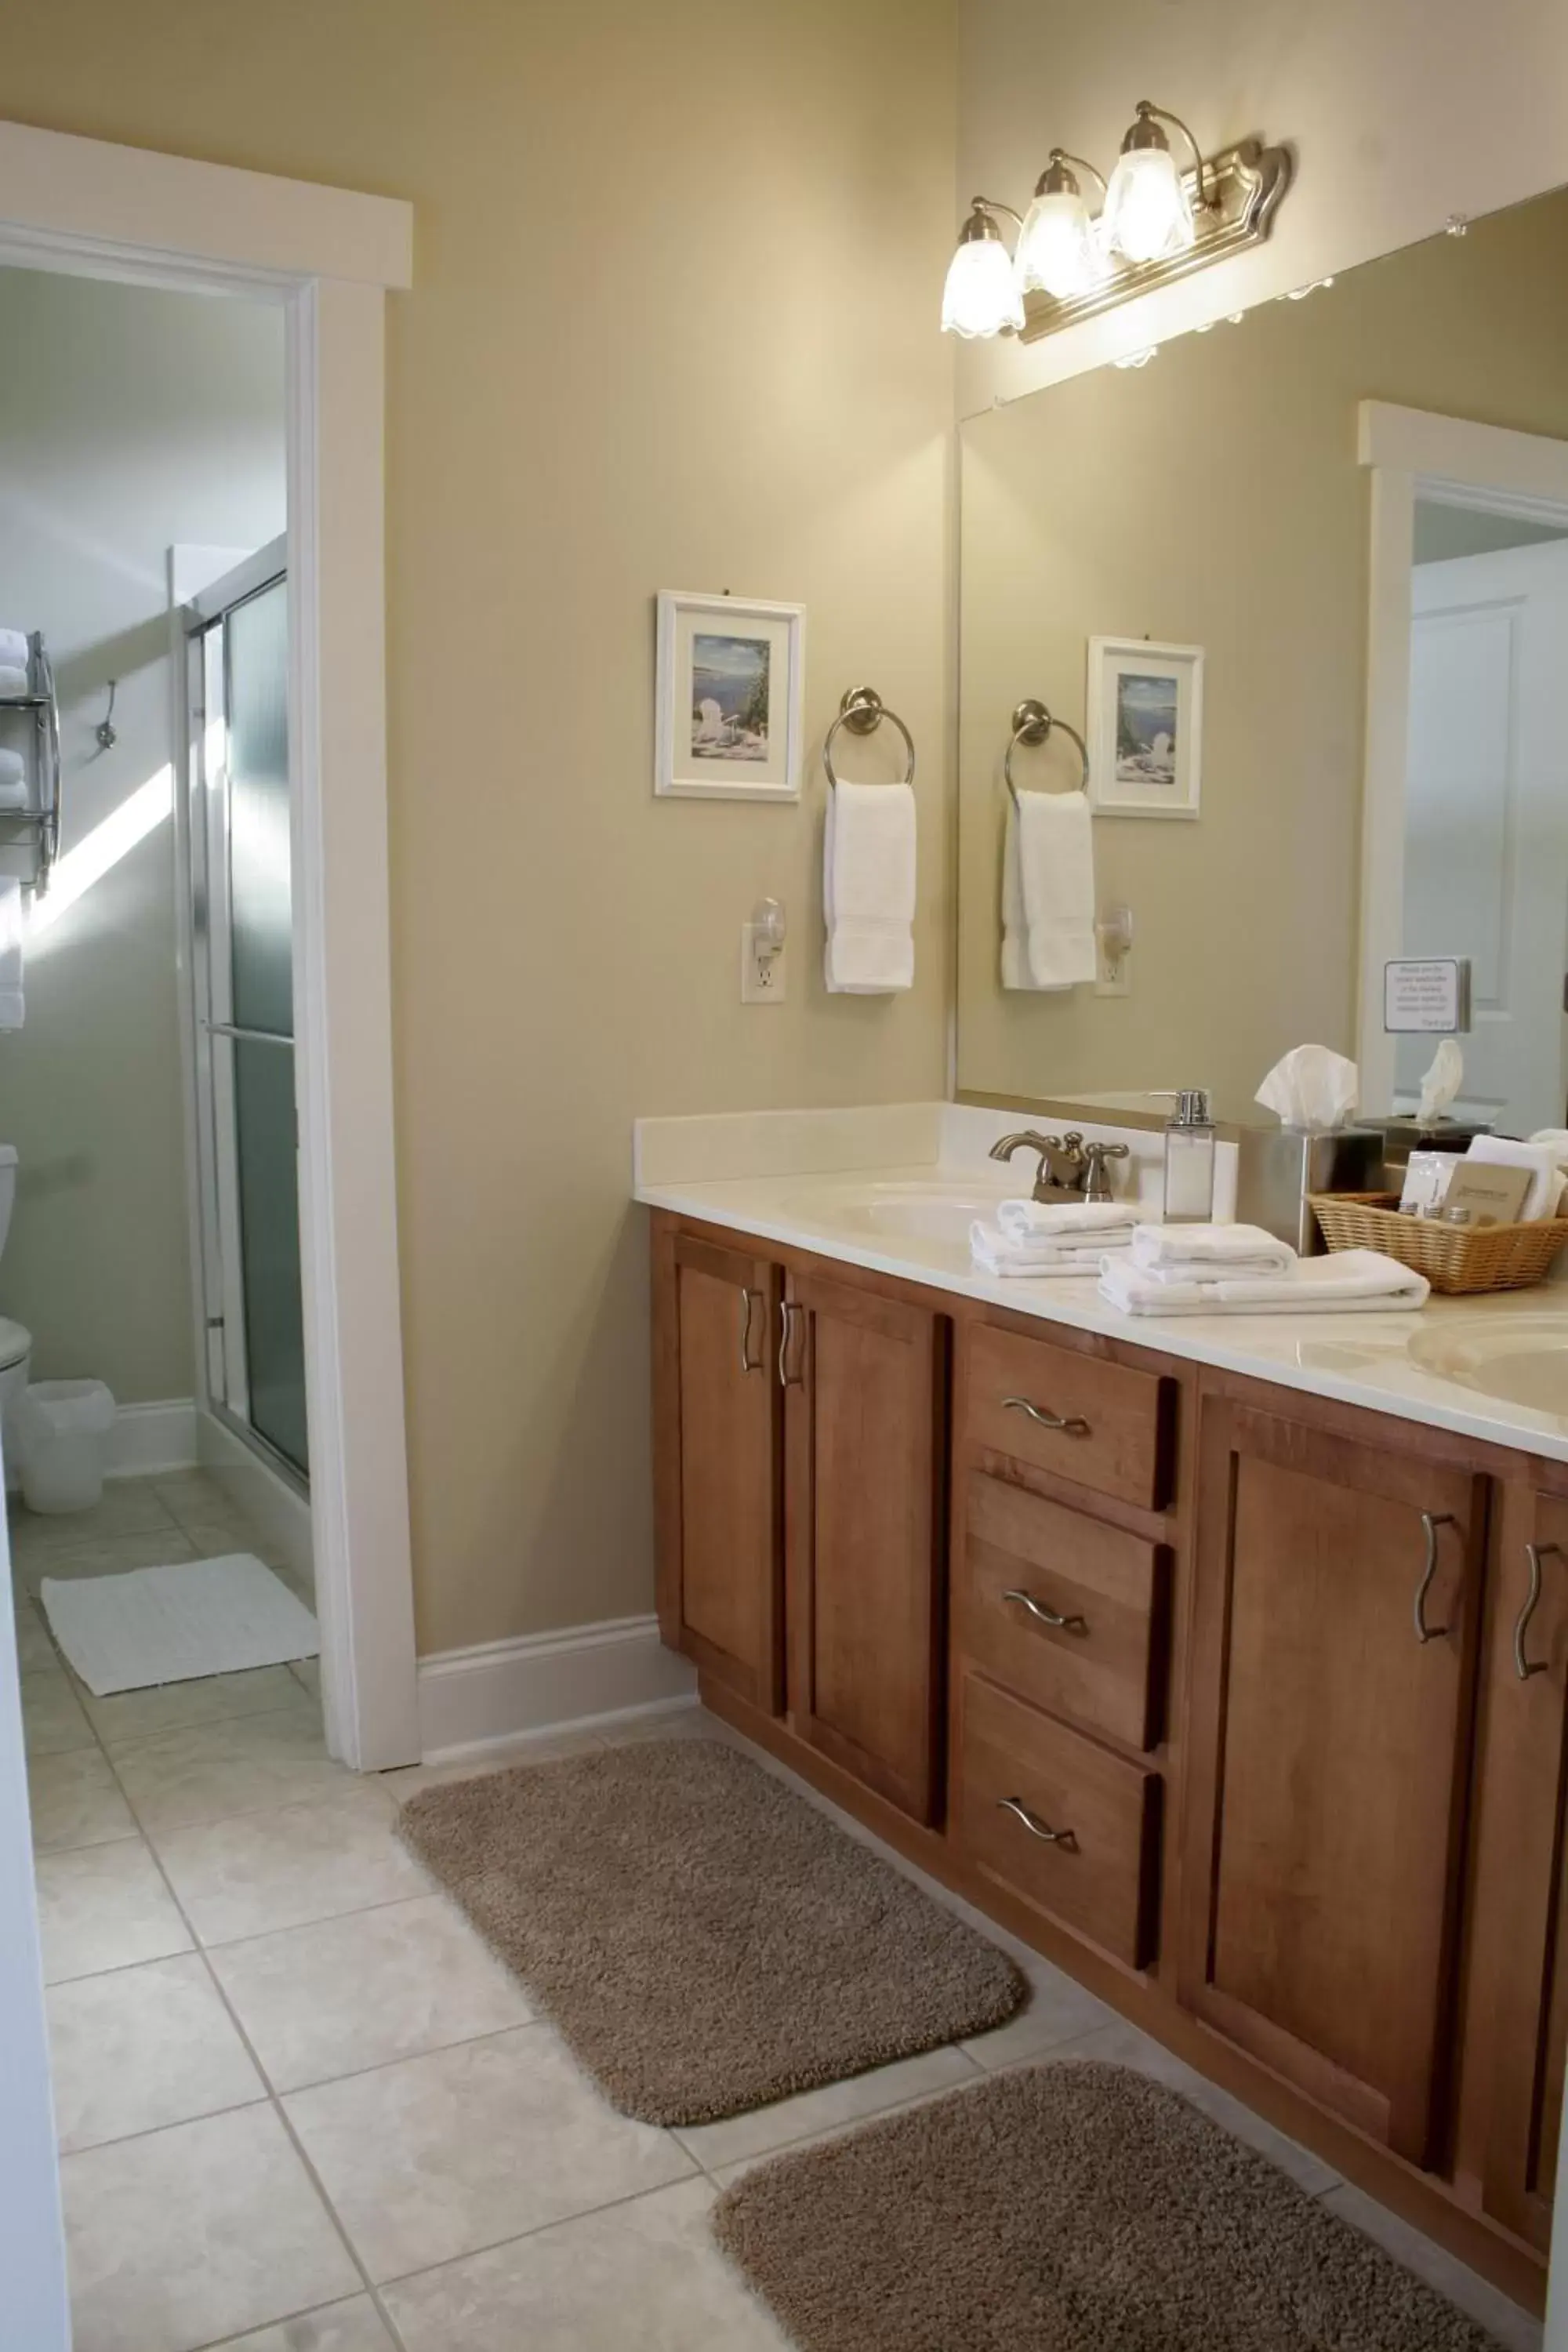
0;1146;32;1488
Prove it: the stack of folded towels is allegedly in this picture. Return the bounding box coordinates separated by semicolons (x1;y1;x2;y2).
971;1198;1137;1279
1099;1222;1429;1316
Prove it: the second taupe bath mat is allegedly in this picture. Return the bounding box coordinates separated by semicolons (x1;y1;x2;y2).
713;2061;1508;2352
397;1736;1024;2125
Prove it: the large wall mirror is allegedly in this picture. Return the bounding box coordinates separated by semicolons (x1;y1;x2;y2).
957;183;1568;1136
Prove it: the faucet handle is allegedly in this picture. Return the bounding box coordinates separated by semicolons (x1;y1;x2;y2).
1081;1138;1131;1205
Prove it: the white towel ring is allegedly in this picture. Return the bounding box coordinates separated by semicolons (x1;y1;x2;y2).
1004;697;1089;814
822;685;916;791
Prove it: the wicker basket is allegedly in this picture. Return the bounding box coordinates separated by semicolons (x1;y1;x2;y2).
1308;1192;1568;1296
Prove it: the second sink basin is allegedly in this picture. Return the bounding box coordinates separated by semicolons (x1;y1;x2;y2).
1409;1312;1568;1418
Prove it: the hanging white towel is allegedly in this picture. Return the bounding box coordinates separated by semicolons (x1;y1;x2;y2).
1099;1247;1428;1317
0;666;28;700
824;779;916;994
1000;791;1096;990
0;747;26;814
0;629;28;672
0;878;24;1030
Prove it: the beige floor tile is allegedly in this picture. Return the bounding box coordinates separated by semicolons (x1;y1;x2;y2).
284;2025;695;2281
176;1519;291;1568
961;1947;1119;2071
154;1785;430;1944
81;1663;310;1743
148;1468;246;1526
27;1530;198;1592
1320;2181;1542;2351
107;1703;349;1831
11;1480;180;1555
211;1894;533;2091
28;1746;138;1852
36;1837;193;1983
14;1593;58;1670
220;2299;399;2350
593;1703;710;1746
48;1951;266;2153
21;1664;96;1756
62;2103;360;2352
674;2042;979;2172
289;1656;322;1697
385;2176;790;2350
380;1726;606;1802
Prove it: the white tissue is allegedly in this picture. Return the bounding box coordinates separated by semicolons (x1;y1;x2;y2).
1254;1044;1359;1131
1417;1038;1464;1126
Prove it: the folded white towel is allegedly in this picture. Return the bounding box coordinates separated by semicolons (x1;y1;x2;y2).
0;666;28;699
0;878;24;1030
971;1224;1131;1279
996;1199;1137;1241
1465;1135;1565;1221
1000;791;1096;990
1099;1247;1428;1317
1130;1222;1297;1274
1136;1257;1294;1286
0;630;27;671
0;746;26;813
824;779;916;994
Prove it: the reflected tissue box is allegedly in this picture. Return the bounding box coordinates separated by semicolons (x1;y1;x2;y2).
1236;1124;1385;1255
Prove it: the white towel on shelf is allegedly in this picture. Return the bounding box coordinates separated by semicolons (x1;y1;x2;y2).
823;779;916;994
1130;1222;1297;1276
0;877;24;1030
0;629;28;671
0;746;26;812
996;1198;1136;1241
1000;791;1096;990
971;1224;1132;1279
1099;1247;1428;1318
1464;1135;1565;1221
0;665;28;699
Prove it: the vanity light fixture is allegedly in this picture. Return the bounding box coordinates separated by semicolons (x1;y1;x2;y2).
940;198;1025;338
1102;101;1207;264
1015;151;1107;300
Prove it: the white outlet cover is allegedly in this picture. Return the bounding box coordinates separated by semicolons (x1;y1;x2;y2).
741;922;787;1004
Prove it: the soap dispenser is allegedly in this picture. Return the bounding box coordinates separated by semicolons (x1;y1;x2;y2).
1160;1089;1216;1224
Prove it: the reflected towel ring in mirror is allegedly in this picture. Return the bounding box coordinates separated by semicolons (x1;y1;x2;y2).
1004;697;1090;812
822;686;916;791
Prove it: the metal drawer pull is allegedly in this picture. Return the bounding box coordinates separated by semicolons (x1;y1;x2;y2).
1515;1541;1563;1681
1414;1511;1457;1644
1002;1395;1091;1437
739;1286;764;1375
1004;1587;1087;1636
997;1796;1077;1850
778;1300;804;1389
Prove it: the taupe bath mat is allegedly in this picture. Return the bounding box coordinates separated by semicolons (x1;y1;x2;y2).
397;1737;1024;2125
713;2061;1508;2352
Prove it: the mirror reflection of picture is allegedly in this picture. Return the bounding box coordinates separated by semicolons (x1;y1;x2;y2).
654;590;805;800
1087;636;1203;819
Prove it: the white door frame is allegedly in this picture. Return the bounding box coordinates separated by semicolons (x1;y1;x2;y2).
1356;399;1568;1116
0;120;419;1769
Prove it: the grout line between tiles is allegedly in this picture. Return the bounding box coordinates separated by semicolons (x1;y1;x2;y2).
368;2168;705;2293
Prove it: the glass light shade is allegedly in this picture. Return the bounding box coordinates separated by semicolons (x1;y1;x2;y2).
940;233;1025;338
1015;188;1098;299
1102;144;1194;264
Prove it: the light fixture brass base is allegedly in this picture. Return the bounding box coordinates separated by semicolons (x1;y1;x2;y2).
1018;136;1291;343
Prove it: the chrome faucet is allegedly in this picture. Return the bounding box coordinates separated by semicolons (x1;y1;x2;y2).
989;1128;1130;1205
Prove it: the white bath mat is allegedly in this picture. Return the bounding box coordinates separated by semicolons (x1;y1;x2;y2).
39;1555;320;1697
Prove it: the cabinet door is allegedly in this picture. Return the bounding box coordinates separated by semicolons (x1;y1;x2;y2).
783;1267;947;1824
1180;1396;1486;2167
652;1226;783;1712
1469;1486;1568;2252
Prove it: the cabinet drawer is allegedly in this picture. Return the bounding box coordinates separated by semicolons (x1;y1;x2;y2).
953;1670;1162;1969
966;1323;1175;1510
958;1472;1170;1751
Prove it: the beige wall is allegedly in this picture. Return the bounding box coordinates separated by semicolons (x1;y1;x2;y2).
956;188;1568;1118
0;0;956;1650
0;269;285;1401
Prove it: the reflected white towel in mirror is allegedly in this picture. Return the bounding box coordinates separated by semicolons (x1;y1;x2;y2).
1001;791;1096;990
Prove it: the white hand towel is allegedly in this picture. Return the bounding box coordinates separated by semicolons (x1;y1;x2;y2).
1000;792;1096;990
1099;1247;1428;1317
996;1199;1137;1241
1465;1135;1564;1221
1130;1222;1297;1274
0;665;28;699
971;1224;1131;1278
0;878;24;1030
824;779;916;994
0;746;26;813
0;630;27;671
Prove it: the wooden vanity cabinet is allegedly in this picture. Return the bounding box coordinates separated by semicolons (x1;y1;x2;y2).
1179;1391;1488;2169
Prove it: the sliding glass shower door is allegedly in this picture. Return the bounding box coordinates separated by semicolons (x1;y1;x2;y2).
186;542;309;1482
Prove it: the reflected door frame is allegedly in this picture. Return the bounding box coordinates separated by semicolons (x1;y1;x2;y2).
1357;400;1568;1114
0;119;419;1773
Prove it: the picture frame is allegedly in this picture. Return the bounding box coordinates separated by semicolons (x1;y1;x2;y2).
654;590;805;800
1086;636;1203;819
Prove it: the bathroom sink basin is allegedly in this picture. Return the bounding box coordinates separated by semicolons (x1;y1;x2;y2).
1408;1313;1568;1417
780;1179;1004;1254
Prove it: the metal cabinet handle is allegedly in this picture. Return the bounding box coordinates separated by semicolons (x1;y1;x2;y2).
1414;1511;1457;1644
777;1300;804;1389
1515;1541;1563;1681
739;1286;764;1375
1004;1587;1087;1636
1002;1395;1091;1438
997;1796;1077;1850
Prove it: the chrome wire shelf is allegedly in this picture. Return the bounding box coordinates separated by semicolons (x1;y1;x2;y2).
0;630;63;892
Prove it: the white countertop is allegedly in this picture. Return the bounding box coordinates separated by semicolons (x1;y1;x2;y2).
633;1102;1568;1467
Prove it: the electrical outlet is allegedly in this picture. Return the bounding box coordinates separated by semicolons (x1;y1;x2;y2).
1094;937;1132;997
741;923;787;1004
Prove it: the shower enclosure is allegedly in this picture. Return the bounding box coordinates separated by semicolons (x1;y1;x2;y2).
183;539;309;1483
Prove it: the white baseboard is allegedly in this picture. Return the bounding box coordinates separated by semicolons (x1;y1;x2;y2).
107;1399;198;1478
417;1614;698;1764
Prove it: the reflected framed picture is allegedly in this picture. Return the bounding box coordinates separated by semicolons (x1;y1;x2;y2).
655;590;806;800
1087;636;1203;819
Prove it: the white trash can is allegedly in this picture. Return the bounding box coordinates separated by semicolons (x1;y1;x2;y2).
16;1380;117;1515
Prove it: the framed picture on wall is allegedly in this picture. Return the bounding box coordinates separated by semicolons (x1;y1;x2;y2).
1086;637;1203;819
655;590;806;800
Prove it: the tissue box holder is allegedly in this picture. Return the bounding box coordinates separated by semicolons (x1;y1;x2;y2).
1237;1125;1384;1255
1311;1194;1568;1295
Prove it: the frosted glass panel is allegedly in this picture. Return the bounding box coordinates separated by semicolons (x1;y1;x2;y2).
234;1036;308;1472
227;580;292;1040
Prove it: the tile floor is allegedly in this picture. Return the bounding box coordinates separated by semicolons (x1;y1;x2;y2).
13;1479;1545;2351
